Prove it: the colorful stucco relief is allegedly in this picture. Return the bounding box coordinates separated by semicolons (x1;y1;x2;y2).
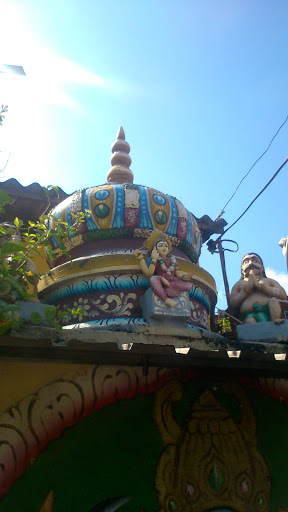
1;367;288;511
154;381;270;512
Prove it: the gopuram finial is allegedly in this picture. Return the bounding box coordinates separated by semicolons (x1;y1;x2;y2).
106;126;133;184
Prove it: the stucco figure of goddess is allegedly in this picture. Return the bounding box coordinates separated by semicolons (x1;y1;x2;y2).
230;253;287;323
134;230;193;308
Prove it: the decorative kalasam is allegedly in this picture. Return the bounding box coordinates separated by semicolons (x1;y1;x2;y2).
230;253;287;323
38;127;219;328
154;380;271;512
134;230;193;308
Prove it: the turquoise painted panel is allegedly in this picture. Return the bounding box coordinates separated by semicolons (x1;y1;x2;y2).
112;185;125;228
184;208;193;245
83;189;98;231
138;186;153;229
166;196;178;236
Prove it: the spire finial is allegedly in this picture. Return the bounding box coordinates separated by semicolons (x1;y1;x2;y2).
106;126;134;184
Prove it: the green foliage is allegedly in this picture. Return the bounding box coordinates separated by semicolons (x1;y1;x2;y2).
42;185;60;199
43;305;83;334
0;105;8;126
217;312;232;334
0;300;23;334
0;190;12;209
0;193;89;334
30;312;42;325
83;227;134;242
44;305;57;322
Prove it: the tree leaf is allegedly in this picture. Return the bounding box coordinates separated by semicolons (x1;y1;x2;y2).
30;312;42;325
14;217;21;228
0;190;12;204
0;242;24;255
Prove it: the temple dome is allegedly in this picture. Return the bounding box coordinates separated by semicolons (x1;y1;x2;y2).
47;127;201;266
47;182;202;266
39;127;217;331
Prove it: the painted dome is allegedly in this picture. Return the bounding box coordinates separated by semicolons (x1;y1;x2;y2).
48;182;202;266
47;127;201;266
39;127;217;331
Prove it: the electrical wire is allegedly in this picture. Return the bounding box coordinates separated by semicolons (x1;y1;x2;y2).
220;156;288;238
215;114;288;221
215;307;243;324
0;151;11;174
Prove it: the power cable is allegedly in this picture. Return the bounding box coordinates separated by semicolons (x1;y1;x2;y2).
208;157;288;311
220;156;288;238
215;114;288;221
0;151;11;174
215;307;243;324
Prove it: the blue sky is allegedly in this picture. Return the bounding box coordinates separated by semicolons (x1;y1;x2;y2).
1;0;288;309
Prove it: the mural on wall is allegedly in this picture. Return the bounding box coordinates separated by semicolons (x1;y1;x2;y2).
154;381;270;512
1;366;288;511
39;492;131;512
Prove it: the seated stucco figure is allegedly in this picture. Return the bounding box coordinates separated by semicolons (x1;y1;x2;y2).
134;230;193;308
230;253;287;324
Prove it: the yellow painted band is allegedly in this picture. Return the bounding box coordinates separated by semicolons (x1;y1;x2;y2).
39;254;216;295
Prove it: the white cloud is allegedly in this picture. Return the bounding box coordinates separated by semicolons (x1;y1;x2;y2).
216;288;228;311
0;2;119;184
0;3;110;102
1;44;110;109
0;1;116;123
266;268;288;294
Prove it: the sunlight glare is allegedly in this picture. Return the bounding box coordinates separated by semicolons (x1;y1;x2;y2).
0;2;112;185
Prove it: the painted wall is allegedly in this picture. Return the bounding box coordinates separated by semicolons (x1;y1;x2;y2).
0;363;288;512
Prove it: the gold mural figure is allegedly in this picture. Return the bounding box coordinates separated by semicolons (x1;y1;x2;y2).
154;381;271;512
39;490;54;511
